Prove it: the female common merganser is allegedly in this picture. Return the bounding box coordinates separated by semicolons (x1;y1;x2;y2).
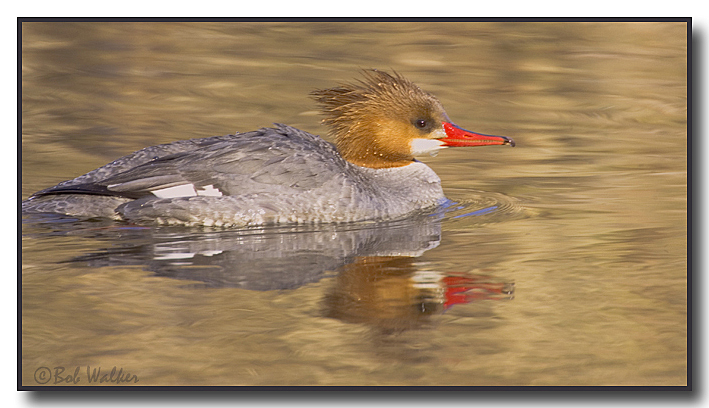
22;70;514;227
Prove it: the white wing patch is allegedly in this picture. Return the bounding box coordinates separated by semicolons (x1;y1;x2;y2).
196;184;223;197
151;184;223;198
151;184;197;198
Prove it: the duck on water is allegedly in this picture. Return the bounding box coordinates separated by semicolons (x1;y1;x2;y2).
22;70;515;227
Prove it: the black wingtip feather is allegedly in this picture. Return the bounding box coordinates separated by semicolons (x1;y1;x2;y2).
30;183;146;200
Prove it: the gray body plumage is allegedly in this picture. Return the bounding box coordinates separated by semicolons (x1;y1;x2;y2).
23;124;446;227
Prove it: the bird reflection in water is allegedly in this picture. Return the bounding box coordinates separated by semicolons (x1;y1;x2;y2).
323;256;513;333
24;206;515;332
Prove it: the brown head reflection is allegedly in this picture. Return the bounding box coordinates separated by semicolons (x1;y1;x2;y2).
323;256;514;332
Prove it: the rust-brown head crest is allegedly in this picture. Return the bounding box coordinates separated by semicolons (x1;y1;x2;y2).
311;70;514;169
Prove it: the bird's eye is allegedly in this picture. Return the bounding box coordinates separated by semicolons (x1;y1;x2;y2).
415;120;427;128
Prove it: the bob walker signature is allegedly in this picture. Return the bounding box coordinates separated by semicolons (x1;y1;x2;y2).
34;366;139;385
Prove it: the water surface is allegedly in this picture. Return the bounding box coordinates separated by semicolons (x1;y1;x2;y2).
21;21;687;386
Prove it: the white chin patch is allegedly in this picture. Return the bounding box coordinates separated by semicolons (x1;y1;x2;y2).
410;138;446;156
151;184;223;198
